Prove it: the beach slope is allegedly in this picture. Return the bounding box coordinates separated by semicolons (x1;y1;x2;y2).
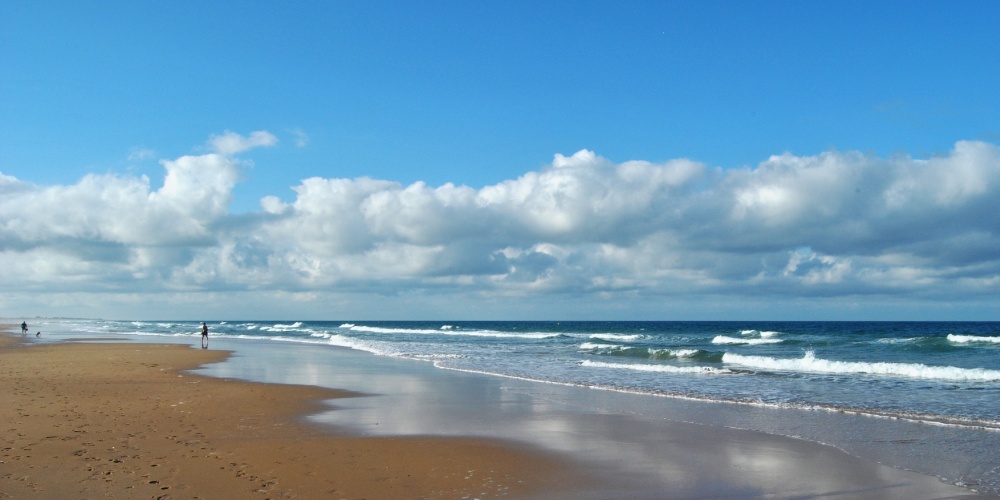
0;337;586;498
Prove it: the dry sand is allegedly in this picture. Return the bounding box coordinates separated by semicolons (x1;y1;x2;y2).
0;332;588;499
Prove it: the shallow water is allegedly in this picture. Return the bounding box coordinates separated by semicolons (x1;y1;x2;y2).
28;318;1000;495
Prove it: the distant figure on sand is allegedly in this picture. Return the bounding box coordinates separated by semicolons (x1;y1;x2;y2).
21;321;27;335
35;331;40;337
201;322;209;349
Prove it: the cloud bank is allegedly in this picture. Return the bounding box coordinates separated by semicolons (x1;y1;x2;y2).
1;132;998;318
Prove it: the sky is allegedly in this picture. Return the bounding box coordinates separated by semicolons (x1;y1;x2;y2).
1;1;999;321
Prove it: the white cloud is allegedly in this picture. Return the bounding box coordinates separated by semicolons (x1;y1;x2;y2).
128;147;156;161
208;130;278;156
290;128;309;148
1;135;998;318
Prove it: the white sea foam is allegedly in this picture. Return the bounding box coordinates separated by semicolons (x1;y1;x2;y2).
579;342;621;350
669;349;701;358
649;348;703;360
723;351;1000;382
582;360;732;374
342;324;456;335
580;344;700;359
230;334;327;345
324;334;400;356
877;337;919;344
443;331;561;339
739;329;779;338
341;324;559;339
590;333;644;342
410;353;463;359
948;334;1000;344
259;322;305;332
712;335;783;345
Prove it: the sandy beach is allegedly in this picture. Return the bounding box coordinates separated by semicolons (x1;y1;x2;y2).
0;332;588;498
1;327;987;499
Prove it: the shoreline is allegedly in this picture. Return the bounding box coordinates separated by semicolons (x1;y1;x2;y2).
1;328;989;498
0;331;598;498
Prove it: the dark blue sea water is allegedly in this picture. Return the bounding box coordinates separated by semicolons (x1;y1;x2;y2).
32;319;1000;494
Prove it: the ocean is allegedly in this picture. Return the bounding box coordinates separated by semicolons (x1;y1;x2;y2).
30;319;1000;494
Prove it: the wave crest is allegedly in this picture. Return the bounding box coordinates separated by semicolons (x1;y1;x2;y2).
948;334;1000;344
582;360;732;375
712;335;783;345
723;351;1000;382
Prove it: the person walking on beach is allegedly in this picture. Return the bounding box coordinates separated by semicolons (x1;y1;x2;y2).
201;322;209;349
21;321;27;335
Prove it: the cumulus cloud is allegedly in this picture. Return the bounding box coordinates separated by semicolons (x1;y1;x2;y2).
0;131;272;292
1;135;998;315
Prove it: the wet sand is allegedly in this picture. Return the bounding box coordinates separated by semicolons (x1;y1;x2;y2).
0;328;986;499
0;333;588;498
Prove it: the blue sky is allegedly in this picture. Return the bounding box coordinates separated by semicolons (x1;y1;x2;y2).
1;1;999;320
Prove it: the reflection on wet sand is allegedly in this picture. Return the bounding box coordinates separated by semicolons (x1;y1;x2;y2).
197;341;981;498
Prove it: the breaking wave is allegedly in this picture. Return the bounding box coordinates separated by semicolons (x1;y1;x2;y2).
712;335;783;345
582;360;733;375
723;351;1000;382
948;334;1000;344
